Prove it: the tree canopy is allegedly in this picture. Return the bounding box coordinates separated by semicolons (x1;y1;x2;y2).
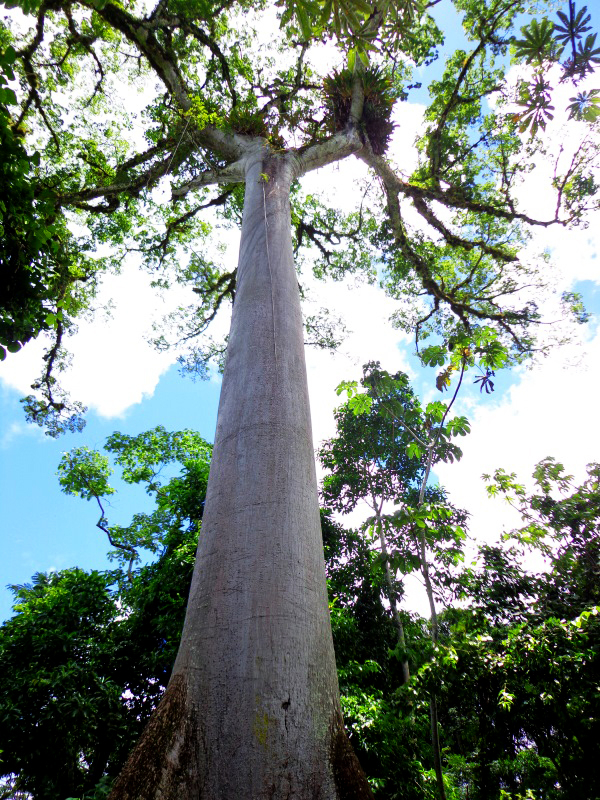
0;0;598;433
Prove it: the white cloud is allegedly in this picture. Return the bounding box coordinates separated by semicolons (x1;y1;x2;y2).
0;420;44;449
435;321;600;550
0;264;180;418
306;278;413;456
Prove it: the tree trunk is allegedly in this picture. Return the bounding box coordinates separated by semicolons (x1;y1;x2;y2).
108;147;372;799
375;510;410;685
418;530;446;800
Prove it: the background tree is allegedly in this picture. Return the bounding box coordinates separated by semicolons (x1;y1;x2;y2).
423;459;600;799
0;427;211;800
322;362;470;798
0;568;128;800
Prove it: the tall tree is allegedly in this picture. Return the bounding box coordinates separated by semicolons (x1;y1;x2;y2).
323;363;470;798
2;0;598;796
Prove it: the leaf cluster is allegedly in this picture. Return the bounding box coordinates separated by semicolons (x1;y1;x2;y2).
511;3;600;134
57;425;211;571
0;46;91;361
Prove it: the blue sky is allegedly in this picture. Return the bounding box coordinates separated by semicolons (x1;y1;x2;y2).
0;368;220;622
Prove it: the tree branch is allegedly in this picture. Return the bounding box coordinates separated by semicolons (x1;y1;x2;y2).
294;127;363;177
80;0;250;161
172;160;246;198
411;195;518;263
360;146;566;227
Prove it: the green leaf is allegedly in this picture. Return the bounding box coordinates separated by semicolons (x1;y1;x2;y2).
513;17;557;65
348;392;372;415
406;441;422;460
357;47;370;67
296;3;312;40
0;86;17;104
421;345;446;367
347;47;357;72
336;379;359;398
319;0;333;25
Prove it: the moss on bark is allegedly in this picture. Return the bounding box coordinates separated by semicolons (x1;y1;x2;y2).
330;715;374;800
108;673;201;800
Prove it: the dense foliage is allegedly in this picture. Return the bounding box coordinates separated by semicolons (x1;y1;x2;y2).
1;416;597;800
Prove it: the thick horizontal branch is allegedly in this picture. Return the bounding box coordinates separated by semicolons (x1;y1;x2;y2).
172;160;246;198
293;128;364;178
60;150;175;208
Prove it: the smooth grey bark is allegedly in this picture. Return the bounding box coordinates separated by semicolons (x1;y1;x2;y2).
108;145;371;799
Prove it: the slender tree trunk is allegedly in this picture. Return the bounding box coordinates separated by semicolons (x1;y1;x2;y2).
419;533;439;645
108;146;372;799
418;530;446;800
374;509;410;685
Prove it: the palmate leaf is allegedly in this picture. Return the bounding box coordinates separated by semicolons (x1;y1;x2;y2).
554;4;593;46
277;0;321;38
513;18;559;65
567;89;600;121
514;106;555;136
284;0;421;46
378;0;422;26
575;32;600;66
280;0;374;39
555;4;600;79
512;75;555;137
473;368;495;394
329;0;372;38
